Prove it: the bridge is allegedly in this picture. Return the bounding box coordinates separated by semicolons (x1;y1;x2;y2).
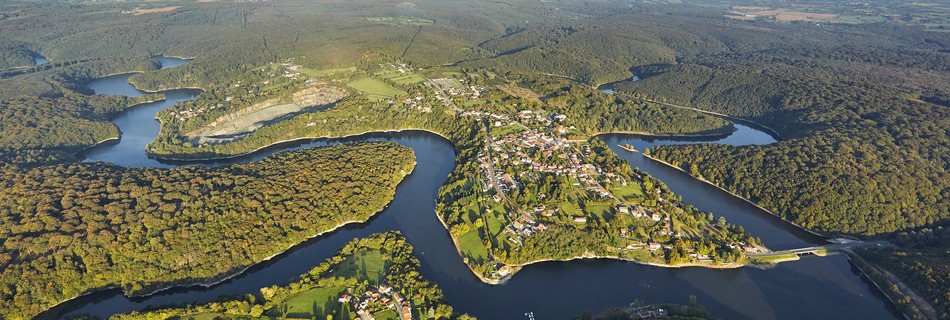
749;239;890;259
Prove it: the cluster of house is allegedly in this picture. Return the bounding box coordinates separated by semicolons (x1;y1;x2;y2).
503;212;549;246
402;95;434;112
616;205;663;222
338;284;413;320
630;306;669;319
172;103;222;121
279;62;303;79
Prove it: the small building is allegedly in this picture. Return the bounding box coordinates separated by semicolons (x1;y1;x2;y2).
498;265;511;276
573;217;587;223
617;206;630;214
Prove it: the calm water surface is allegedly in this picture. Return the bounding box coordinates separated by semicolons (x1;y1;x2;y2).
33;54;49;66
41;59;899;320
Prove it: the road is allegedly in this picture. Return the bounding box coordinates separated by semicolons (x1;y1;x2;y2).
481;122;519;211
749;240;891;258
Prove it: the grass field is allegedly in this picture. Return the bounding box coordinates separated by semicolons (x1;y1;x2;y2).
560;201;582;217
586;202;614;220
835;15;888;24
490;123;527;138
376;70;426;85
485;206;505;236
267;285;347;318
365;16;434;26
459;228;490;264
347;77;405;99
298;66;357;78
336;251;387;283
612;183;644;202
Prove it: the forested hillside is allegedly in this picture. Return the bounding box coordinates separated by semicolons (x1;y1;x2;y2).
0;57;161;165
633;28;950;236
0;142;414;319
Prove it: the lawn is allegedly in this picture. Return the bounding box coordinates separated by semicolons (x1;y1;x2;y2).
335;250;387;283
459;228;490;264
376;70;425;85
347;77;405;98
266;284;347;318
612;183;644;202
298;66;357;78
560;201;582;217
585;202;615;220
485;205;505;236
834;15;887;24
490;123;527;138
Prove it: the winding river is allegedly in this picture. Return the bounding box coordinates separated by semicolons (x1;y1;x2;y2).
39;58;899;320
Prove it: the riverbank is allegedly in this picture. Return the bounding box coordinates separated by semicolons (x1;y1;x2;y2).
492;252;748;285
148;127;454;161
636;97;783;141
592;125;737;140
642;153;827;239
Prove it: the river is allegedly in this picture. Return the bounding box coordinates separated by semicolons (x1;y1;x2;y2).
39;57;899;320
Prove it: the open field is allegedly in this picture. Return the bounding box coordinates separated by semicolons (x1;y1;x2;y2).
612;184;645;202
490;123;527;138
727;7;839;22
267;285;347;318
365;16;434;26
375;70;426;85
347;77;405;99
298;66;357;78
129;6;181;15
459;229;490;264
336;251;387;283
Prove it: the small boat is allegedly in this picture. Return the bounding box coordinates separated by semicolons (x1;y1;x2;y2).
618;144;638;152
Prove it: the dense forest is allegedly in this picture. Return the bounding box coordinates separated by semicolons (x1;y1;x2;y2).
639;43;949;236
0;143;414;319
110;232;472;320
858;225;950;320
0;57;161;165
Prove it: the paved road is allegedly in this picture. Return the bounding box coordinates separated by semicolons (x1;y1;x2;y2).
749;240;891;258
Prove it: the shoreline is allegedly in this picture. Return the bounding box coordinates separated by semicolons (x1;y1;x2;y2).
637;97;783;141
847;254;914;320
126;154;415;296
591;126;736;140
77;137;120;155
641;153;828;239
148;128;453;161
491;253;748;285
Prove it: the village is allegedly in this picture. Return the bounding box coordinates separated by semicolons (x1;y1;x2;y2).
338;283;414;320
458;108;687;251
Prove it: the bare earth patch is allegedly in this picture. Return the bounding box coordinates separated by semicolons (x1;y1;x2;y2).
129;6;182;15
726;7;838;22
188;83;349;145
